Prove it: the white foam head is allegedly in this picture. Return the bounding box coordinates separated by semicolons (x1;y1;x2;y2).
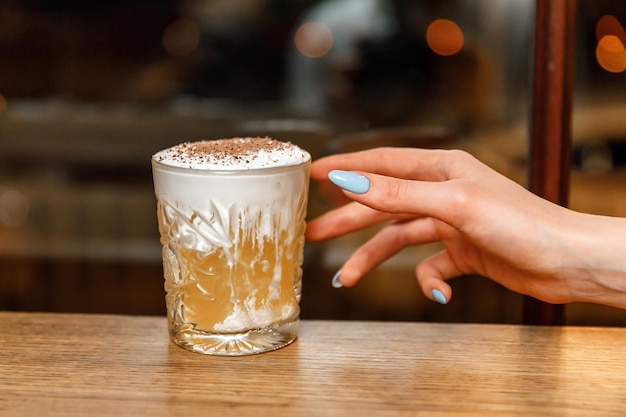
152;137;310;170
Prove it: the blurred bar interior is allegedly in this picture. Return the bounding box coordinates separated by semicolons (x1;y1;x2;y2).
0;0;625;325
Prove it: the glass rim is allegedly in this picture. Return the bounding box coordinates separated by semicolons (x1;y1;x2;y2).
151;155;311;176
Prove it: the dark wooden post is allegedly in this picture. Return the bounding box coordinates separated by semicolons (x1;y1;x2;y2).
525;0;577;325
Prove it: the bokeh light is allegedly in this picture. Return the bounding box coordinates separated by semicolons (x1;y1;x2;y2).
163;18;200;57
426;19;464;56
294;21;334;59
595;15;626;73
596;35;626;73
596;15;626;43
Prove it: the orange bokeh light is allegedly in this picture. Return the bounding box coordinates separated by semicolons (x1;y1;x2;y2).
595;15;626;73
426;19;464;56
596;35;626;73
294;21;333;59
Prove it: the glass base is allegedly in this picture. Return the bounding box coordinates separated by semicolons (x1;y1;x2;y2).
169;318;299;356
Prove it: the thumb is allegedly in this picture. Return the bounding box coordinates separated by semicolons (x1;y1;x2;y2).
416;250;459;305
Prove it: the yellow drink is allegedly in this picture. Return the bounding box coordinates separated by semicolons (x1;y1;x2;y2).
159;207;304;333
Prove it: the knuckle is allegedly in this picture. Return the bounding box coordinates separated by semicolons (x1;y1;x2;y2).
445;149;479;172
377;179;408;206
446;179;475;211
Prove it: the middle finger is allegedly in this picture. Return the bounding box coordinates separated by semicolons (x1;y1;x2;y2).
306;201;415;242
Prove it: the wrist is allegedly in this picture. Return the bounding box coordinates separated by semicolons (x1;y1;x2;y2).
566;212;626;308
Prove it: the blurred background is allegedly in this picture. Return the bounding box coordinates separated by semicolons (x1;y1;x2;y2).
0;0;625;325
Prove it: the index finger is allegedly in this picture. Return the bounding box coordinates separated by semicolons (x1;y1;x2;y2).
311;147;481;183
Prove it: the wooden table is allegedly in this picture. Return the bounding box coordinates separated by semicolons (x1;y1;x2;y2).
1;312;625;416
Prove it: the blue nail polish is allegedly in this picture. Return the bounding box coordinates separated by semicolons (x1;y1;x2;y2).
328;170;370;194
431;289;447;305
331;270;343;288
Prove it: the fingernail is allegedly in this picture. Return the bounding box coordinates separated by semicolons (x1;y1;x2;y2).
431;289;447;305
328;170;370;194
331;270;343;288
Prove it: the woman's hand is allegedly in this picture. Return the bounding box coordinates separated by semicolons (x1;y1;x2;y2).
305;147;626;308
